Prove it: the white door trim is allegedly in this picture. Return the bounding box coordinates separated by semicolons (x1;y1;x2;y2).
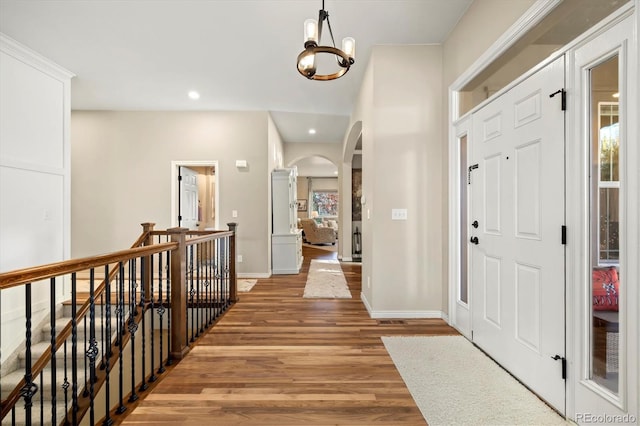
567;14;639;421
171;160;219;229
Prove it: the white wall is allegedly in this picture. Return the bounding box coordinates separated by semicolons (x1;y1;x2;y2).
71;110;273;276
0;34;73;363
353;45;443;317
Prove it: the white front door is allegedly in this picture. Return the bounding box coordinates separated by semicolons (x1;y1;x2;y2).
179;166;199;230
470;56;566;412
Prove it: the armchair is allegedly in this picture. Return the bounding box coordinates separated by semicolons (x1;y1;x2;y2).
300;219;336;245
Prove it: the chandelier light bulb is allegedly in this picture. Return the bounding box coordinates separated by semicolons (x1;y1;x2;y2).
304;19;318;45
342;37;355;59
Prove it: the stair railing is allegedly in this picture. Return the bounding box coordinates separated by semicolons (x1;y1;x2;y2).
0;222;237;425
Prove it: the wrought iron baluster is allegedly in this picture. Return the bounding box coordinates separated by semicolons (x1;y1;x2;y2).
217;238;222;313
139;255;149;392
197;242;202;336
62;339;69;425
50;277;57;425
87;268;99;425
39;353;44;425
157;251;166;373
128;258;139;403
165;250;173;366
71;272;79;425
224;237;231;311
20;283;38;426
116;262;126;414
83;315;88;398
189;245;195;343
103;264;113;426
206;239;212;327
149;252;158;382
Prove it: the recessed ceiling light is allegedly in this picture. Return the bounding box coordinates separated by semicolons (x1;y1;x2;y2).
308;129;316;135
612;92;620;98
188;91;200;100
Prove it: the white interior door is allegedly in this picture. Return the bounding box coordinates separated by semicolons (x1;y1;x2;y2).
179;166;199;230
470;56;566;412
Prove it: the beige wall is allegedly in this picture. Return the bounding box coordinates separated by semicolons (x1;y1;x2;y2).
353;45;443;315
440;0;537;313
284;142;342;167
71;110;272;276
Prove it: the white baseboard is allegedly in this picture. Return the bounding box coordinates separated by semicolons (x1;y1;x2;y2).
237;273;270;279
360;292;447;319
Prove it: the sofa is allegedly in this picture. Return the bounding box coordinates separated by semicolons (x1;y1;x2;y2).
300;218;336;245
592;266;619;377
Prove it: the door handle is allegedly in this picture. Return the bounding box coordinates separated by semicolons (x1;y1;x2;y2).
470;236;479;245
472;220;479;228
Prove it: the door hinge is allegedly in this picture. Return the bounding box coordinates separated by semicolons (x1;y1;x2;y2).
468;164;479;184
552;355;567;380
549;88;566;111
561;225;567;245
178;175;183;181
178;215;182;221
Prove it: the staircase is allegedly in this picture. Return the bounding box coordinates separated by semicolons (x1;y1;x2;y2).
1;224;237;425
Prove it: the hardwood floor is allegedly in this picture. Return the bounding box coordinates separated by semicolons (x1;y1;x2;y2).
121;247;458;425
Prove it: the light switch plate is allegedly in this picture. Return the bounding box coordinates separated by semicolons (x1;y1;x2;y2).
391;209;408;220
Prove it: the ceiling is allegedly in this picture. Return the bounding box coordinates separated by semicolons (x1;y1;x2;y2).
0;0;472;144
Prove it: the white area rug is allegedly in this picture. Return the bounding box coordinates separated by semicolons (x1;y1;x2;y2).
382;336;568;426
303;259;351;299
237;279;257;292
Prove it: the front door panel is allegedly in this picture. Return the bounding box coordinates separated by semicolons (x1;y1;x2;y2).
470;56;566;412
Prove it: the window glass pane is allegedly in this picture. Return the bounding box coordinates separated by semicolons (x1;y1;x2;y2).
590;55;620;395
459;134;468;304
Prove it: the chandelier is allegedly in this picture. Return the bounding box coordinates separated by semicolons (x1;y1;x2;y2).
297;0;355;81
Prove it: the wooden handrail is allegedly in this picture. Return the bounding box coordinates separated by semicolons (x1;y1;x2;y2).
0;242;177;290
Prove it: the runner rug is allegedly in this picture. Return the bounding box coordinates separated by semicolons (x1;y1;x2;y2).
382;335;568;426
303;259;351;299
237;279;257;292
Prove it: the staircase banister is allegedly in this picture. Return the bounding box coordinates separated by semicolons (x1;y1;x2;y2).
0;242;177;290
183;231;234;246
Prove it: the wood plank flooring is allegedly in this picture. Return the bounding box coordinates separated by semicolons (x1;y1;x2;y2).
121;247;458;425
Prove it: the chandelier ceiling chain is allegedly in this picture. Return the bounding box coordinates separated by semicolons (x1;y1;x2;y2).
297;0;355;81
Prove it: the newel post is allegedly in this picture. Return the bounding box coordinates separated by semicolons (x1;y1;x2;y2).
227;223;238;303
141;222;155;300
167;227;189;360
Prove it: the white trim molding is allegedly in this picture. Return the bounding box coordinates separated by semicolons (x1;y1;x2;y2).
360;293;447;320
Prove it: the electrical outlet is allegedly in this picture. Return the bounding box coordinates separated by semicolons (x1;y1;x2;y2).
237;255;243;263
367;276;371;289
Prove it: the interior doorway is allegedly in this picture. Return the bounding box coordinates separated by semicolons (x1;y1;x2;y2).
171;161;219;230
